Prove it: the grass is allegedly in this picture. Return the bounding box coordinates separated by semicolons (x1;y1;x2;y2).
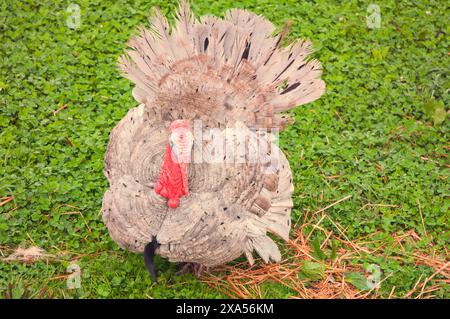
0;0;448;298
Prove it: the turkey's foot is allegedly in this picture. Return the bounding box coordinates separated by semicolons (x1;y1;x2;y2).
177;262;209;278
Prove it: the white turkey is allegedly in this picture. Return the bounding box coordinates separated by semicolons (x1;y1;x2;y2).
102;0;325;282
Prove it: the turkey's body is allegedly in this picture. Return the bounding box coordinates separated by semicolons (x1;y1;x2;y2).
102;1;324;271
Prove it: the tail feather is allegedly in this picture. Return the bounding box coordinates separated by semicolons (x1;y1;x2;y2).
119;0;325;130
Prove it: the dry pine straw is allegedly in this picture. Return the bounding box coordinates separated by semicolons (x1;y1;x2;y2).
202;196;449;299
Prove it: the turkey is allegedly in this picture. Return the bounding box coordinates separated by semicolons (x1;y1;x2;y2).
102;0;325;281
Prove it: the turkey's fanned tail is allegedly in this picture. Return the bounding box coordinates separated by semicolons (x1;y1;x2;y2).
118;0;325;130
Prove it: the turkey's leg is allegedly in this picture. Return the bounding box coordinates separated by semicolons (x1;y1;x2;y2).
144;237;160;283
177;262;209;278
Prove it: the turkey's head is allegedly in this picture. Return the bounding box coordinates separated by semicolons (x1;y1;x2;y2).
154;120;194;209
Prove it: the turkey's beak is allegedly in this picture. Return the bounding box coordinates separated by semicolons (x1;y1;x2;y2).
154;120;193;208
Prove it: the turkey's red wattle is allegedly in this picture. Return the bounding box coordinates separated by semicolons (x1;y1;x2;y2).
154;120;192;208
154;143;189;208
